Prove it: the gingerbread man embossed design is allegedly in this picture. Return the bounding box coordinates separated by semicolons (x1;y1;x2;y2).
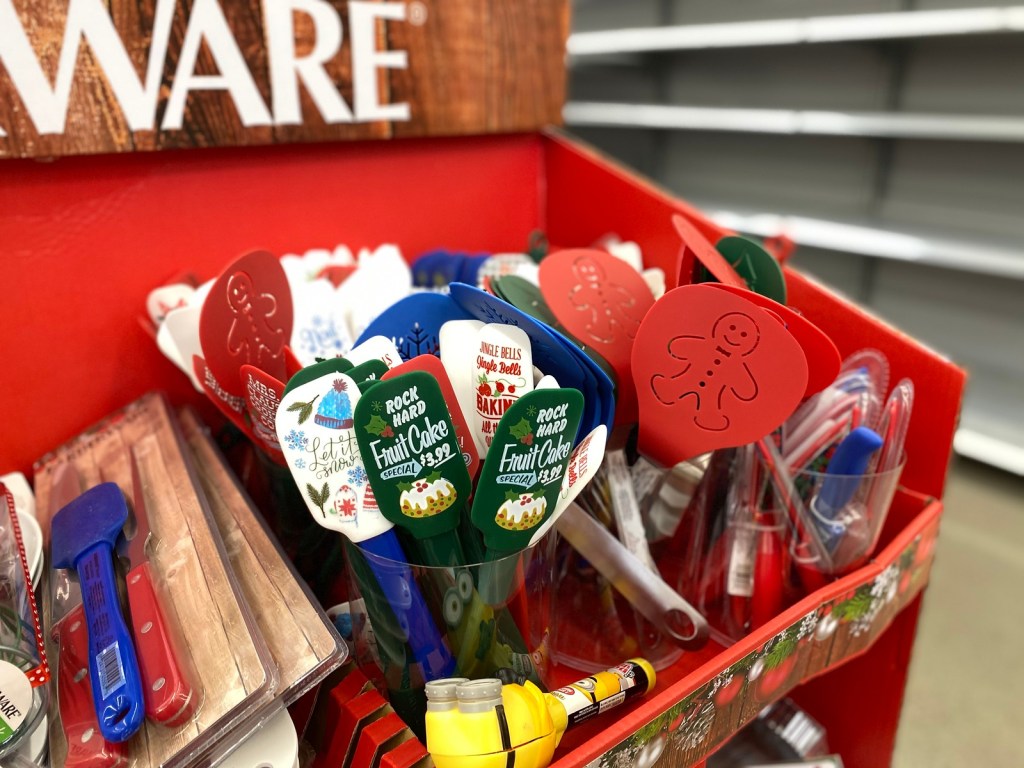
567;254;645;344
651;312;761;432
632;285;808;466
226;272;286;367
200;250;293;397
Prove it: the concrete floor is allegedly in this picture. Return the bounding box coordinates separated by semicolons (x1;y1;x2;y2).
893;458;1024;766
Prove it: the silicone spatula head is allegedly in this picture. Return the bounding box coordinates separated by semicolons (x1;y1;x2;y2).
383;354;480;479
702;236;787;304
707;284;839;399
473;323;534;456
276;373;394;543
632;284;808;466
288;279;353;366
470;387;584;555
51;483;127;569
672;214;745;289
282;356;353;397
354;371;472;540
539;248;652;366
355;292;473;360
539;249;653;425
199;250;293;396
449;284;590;427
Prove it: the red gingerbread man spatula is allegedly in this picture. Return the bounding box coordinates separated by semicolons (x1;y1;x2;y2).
632;284;809;465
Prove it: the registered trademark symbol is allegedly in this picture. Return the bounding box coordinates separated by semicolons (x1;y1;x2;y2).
409;1;428;25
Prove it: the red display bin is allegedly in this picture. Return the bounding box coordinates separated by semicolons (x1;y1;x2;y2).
0;129;964;767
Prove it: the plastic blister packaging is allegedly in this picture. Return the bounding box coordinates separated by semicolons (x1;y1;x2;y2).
34;393;279;768
178;407;347;707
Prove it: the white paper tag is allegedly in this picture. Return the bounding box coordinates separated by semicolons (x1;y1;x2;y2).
346;335;402;369
727;524;757;598
439;319;485;454
605;450;657;571
531;425;607;546
290;280;353;365
0;660;32;743
339;245;411;338
146;283;194;326
164;304;204;391
473;324;533;456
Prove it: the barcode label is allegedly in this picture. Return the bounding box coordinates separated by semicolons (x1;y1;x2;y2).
96;642;126;699
727;526;756;598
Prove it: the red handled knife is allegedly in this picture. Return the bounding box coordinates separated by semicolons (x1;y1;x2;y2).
120;438;197;726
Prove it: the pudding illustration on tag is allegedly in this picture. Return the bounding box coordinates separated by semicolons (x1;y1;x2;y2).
398;473;458;518
354;372;472;545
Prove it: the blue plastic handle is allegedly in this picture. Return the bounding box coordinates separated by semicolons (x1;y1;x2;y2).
361;531;456;680
77;541;145;742
813;427;883;552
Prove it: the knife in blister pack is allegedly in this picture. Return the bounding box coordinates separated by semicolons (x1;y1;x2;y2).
123;437;198;725
49;462;129;768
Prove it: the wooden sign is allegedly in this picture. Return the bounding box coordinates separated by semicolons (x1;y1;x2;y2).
0;0;568;159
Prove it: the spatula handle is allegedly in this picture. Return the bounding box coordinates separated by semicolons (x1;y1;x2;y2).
362;531;456;680
77;541;145;742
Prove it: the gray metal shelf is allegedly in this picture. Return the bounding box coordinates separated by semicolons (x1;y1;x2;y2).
569;0;1024;473
569;6;1024;57
564;102;1024;143
701;206;1024;280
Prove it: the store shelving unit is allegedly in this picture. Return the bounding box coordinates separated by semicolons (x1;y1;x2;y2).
566;1;1024;475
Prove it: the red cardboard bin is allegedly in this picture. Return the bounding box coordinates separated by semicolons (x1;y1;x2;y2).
0;130;964;768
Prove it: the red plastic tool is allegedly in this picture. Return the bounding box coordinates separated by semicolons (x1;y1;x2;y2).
673;214;747;289
240;363;288;463
708;283;839;399
193;354;256;442
539;248;654;424
632;285;808;466
199;250;293;398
